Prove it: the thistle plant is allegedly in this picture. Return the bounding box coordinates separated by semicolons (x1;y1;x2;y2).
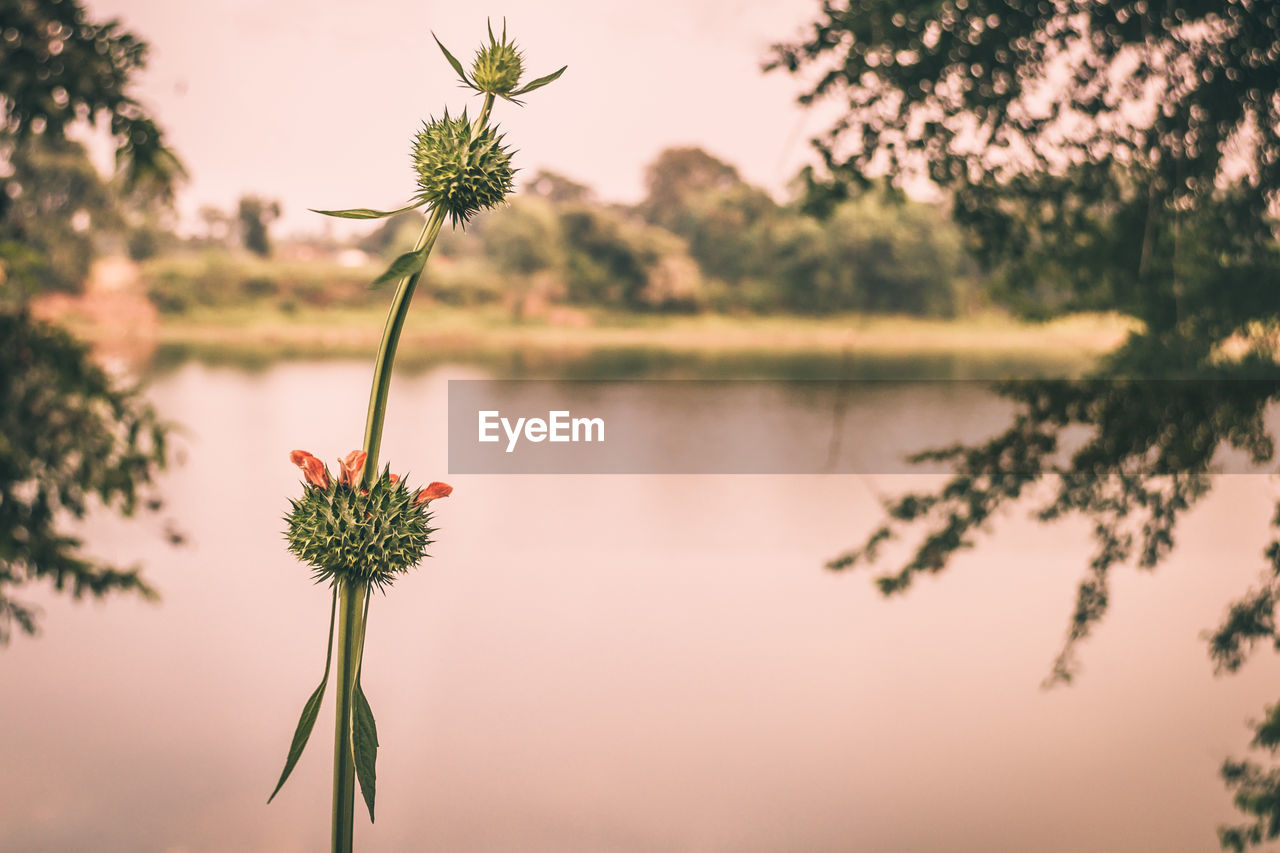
268;23;564;853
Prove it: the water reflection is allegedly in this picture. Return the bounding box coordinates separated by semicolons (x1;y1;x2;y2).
2;359;1277;852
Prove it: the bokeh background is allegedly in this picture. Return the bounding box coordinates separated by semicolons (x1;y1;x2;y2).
4;1;1280;851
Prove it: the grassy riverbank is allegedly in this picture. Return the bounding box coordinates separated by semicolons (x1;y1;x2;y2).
39;252;1135;375
117;305;1134;377
145;305;1132;355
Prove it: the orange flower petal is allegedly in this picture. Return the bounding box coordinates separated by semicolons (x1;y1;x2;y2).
290;449;330;488
414;481;453;506
302;456;330;489
338;449;367;488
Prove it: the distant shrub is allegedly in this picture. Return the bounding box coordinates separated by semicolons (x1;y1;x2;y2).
242;276;278;298
146;283;189;314
141;252;386;313
127;228;163;262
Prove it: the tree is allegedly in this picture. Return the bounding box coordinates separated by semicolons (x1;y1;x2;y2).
773;2;1280;846
2;133;117;292
555;204;701;310
0;0;185;295
0;0;181;642
237;195;281;257
0;311;169;643
769;190;971;315
559;206;651;307
638;146;746;233
769;0;1280;352
637;147;779;287
479;196;563;276
525;169;593;205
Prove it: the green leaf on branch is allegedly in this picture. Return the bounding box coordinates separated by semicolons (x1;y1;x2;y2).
371;244;429;288
433;33;474;88
511;66;567;96
267;678;328;803
308;204;419;220
353;678;380;822
268;590;336;804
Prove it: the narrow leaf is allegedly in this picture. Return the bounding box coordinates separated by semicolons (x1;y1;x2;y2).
308;204;419;220
371;244;429;288
267;680;327;802
511;66;567;96
433;33;473;87
353;679;379;822
267;590;336;804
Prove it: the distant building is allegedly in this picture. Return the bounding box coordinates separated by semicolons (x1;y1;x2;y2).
335;248;371;268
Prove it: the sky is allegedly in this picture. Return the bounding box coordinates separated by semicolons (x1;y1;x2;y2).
85;0;842;236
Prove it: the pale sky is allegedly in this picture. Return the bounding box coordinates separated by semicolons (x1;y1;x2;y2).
85;0;840;236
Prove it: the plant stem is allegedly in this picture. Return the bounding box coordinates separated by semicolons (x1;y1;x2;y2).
333;196;447;853
334;89;498;852
473;92;495;133
331;579;368;853
359;206;447;480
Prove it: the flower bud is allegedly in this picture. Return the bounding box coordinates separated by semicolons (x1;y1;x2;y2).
471;34;524;95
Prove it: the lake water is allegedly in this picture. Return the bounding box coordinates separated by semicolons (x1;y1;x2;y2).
4;355;1280;852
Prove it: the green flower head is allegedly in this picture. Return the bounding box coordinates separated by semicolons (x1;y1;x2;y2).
433;19;567;105
471;23;524;95
410;109;515;227
285;450;452;590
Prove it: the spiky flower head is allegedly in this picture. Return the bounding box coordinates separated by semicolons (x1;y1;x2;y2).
433;21;567;106
471;22;524;96
285;450;452;590
411;110;514;227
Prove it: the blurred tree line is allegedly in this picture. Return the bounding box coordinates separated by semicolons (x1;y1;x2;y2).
355;147;978;318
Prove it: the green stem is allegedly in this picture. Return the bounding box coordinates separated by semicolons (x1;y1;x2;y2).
334;194;445;853
359;206;446;480
331;580;368;853
333;87;499;852
356;593;372;682
473;92;495;133
360;92;494;482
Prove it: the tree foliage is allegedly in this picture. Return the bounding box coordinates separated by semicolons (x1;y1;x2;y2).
633;147;972;314
0;0;184;192
776;190;971;315
770;0;1280;347
2;132;116;292
525;168;593;205
237;195;281;258
0;0;186;297
773;1;1280;845
637;147;746;233
0;0;179;641
0;310;169;642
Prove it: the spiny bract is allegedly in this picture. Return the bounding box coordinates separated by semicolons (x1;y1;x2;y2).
285;470;436;589
411;110;514;227
471;29;524;95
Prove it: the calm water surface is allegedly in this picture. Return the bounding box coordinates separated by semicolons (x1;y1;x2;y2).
3;358;1279;852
